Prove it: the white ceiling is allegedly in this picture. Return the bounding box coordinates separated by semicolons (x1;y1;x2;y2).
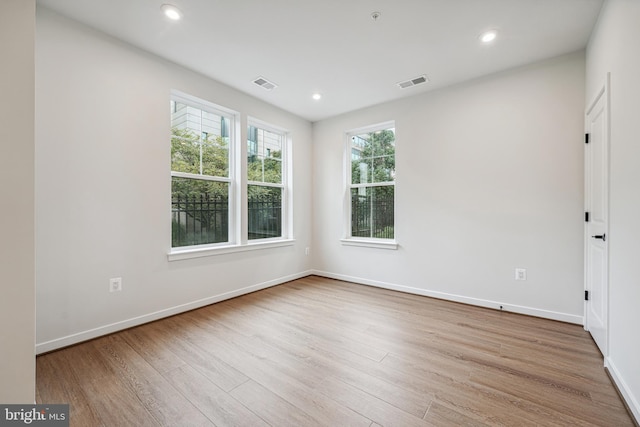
36;0;603;122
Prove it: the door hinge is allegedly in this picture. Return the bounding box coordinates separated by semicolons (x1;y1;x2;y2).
585;212;590;222
585;290;589;301
585;133;590;144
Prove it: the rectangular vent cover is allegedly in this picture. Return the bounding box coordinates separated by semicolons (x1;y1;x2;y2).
253;76;277;91
397;75;429;89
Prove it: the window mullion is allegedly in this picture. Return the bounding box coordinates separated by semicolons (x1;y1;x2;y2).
171;171;231;183
350;181;394;189
247;181;284;189
237;115;246;245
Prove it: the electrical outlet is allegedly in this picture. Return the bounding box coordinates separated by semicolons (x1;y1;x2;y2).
305;247;310;256
515;268;527;281
109;277;122;292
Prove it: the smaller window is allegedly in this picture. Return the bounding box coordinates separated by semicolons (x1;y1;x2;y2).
346;122;396;241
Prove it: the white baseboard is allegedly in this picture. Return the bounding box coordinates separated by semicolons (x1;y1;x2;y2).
36;269;584;354
606;357;640;424
35;270;314;355
311;270;584;325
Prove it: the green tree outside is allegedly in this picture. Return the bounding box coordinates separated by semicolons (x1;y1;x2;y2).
248;149;282;197
171;127;229;197
351;129;395;187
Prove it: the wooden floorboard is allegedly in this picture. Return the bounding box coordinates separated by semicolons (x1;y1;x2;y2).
36;276;635;426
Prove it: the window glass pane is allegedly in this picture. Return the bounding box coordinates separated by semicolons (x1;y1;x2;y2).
248;185;282;240
351;128;395;184
171;102;229;177
171;177;229;247
220;116;229;139
171;129;200;174
372;153;394;183
201;133;229;177
350;186;394;239
247;126;282;184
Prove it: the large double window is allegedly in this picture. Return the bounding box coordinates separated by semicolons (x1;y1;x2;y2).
170;92;290;255
345;122;396;245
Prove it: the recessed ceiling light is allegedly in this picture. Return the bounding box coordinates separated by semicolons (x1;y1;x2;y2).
312;93;322;100
161;4;182;20
480;30;498;43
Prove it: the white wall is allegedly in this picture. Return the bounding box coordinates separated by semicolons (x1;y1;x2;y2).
313;52;586;323
0;0;36;403
35;8;313;352
586;0;640;421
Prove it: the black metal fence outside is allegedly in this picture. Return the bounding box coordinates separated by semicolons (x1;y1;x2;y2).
351;193;394;239
172;194;228;247
247;193;282;240
171;193;282;247
172;191;392;247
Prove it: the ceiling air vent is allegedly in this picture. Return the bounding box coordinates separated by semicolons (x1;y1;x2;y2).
253;76;278;91
397;75;429;89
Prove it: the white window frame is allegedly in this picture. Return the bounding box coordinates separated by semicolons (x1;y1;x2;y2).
341;121;398;250
246;117;292;244
168;92;294;261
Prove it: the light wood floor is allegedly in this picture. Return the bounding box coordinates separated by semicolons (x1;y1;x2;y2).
37;276;635;426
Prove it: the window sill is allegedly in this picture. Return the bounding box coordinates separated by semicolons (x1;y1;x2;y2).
168;239;296;261
340;238;398;250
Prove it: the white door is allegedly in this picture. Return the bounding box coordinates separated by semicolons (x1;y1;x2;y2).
585;76;609;357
